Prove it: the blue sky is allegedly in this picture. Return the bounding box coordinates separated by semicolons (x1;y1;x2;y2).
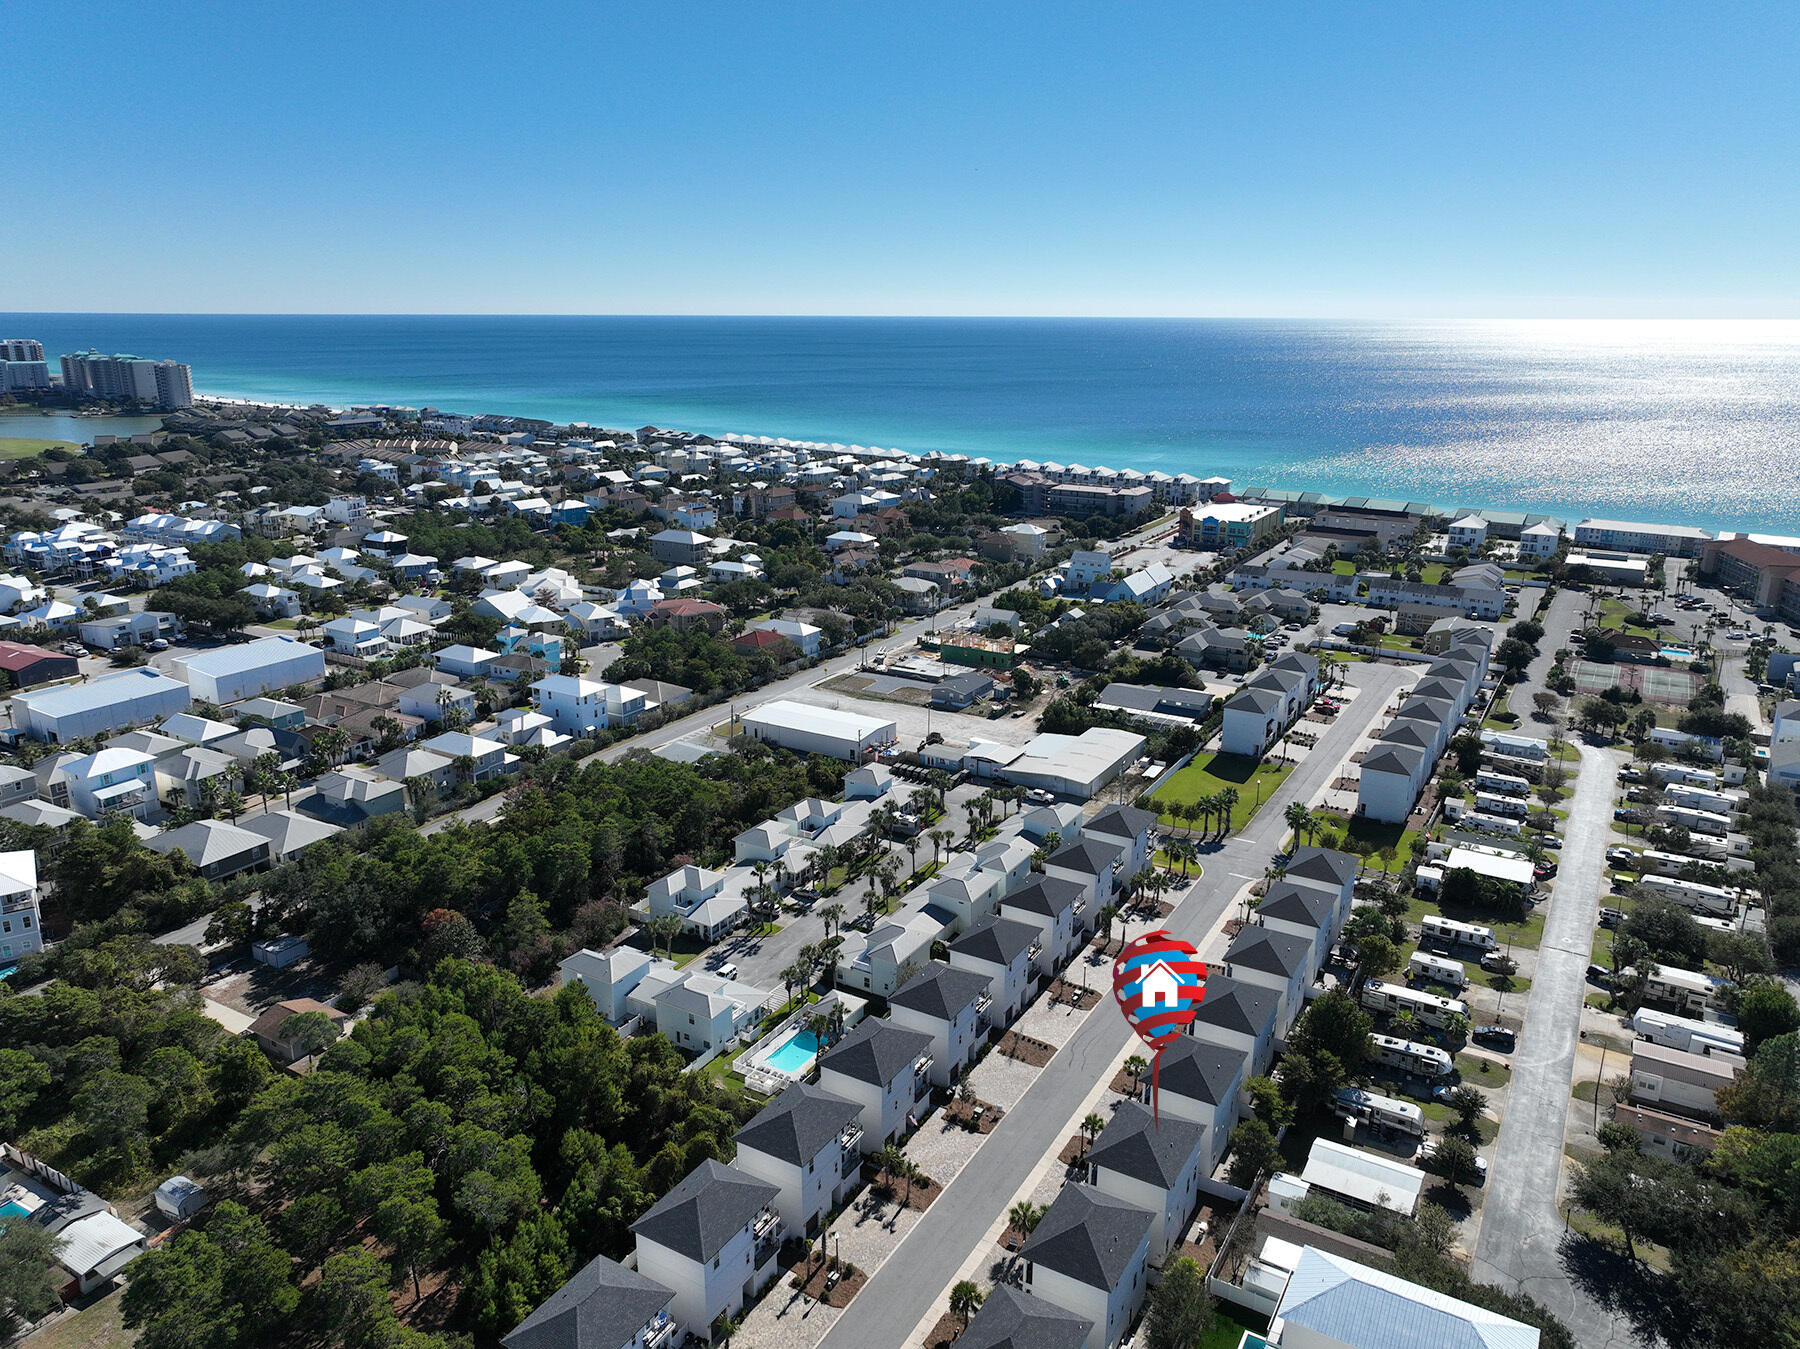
8;1;1798;316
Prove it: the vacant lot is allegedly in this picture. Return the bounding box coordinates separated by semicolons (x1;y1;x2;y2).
1151;752;1290;830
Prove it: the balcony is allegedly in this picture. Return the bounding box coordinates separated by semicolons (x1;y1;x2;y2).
753;1206;785;1259
913;1054;935;1081
1028;939;1044;962
643;1313;678;1349
1072;898;1087;914
975;990;993;1015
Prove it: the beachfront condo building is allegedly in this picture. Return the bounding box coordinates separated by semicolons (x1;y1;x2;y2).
1571;518;1712;558
59;351;195;409
0;340;44;362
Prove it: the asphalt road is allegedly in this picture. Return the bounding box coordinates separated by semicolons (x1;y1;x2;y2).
815;659;1415;1349
1473;742;1633;1348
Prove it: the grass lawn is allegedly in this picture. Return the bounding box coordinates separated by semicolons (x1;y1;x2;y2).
1151;752;1291;831
1377;633;1420;652
1420;1103;1499;1143
1597;598;1659;641
1200;1306;1269;1349
1481;971;1531;996
1420;562;1449;585
1456;1052;1513;1087
1400;891;1545;949
1153;848;1204;879
0;436;78;458
1338;816;1420;872
1331;558;1357;576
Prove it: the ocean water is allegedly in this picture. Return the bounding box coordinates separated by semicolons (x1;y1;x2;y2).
6;314;1800;535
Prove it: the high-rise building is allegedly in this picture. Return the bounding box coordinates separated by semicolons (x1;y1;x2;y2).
59;350;194;409
152;360;194;409
0;339;44;362
0;361;51;391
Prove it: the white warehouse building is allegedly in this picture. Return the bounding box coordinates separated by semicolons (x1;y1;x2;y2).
173;636;326;705
11;667;191;743
740;700;897;761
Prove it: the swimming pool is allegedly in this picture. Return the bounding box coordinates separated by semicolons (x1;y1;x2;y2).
764;1029;822;1076
1661;647;1695;660
0;1200;32;1220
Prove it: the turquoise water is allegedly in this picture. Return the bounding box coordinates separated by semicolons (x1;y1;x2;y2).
0;1200;31;1219
1661;647;1696;659
765;1029;822;1075
6;315;1800;533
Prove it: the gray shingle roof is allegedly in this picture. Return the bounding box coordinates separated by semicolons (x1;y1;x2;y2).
1087;1101;1204;1188
890;963;993;1021
1362;744;1426;777
1018;1184;1155;1291
1188;974;1282;1039
1036;840;1121;882
1004;874;1089;917
816;1018;932;1087
958;1285;1093;1349
1086;802;1157;843
950;915;1039;966
1159;1035;1251;1107
734;1083;862;1168
1226;925;1314;978
1282;845;1354;891
501;1254;673;1349
1257;880;1338;928
629;1160;778;1263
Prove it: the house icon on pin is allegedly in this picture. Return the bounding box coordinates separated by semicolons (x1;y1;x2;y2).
1138;959;1184;1009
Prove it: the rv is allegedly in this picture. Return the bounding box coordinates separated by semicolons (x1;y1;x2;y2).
1406;951;1469;990
1463;812;1523;838
1329;1086;1425;1138
1474;792;1529;819
1643;963;1724;1015
1657;805;1731;837
1635;874;1738;916
1475;770;1530;797
1360;979;1470;1031
1371;1032;1454;1077
1630;1007;1744;1057
1419;914;1498;953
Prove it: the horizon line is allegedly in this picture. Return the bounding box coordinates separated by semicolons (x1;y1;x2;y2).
7;311;1800;323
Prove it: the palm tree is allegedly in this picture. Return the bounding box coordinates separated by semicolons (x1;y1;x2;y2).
1284;800;1312;847
950;1280;985;1328
929;828;953;868
780;962;807;1012
1218;787;1241;833
1006;1200;1043;1248
646;914;682;959
1124;1054;1149;1095
820;902;845;939
1081;1112;1106;1157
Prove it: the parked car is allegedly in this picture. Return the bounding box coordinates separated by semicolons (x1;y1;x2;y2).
1283;622;1304;631
715;962;739;980
1586;963;1611;985
1026;788;1055;804
1472;1025;1516;1051
1606;846;1636;864
1419;1137;1489;1184
147;638;169;651
1598;907;1625;928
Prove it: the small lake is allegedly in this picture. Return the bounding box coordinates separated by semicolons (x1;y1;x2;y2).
0;410;171;448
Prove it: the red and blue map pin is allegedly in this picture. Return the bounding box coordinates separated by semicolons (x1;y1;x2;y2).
1112;930;1207;1124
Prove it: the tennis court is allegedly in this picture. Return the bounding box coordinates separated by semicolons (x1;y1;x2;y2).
1571;660;1700;705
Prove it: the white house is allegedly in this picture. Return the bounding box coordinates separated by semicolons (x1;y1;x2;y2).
744;617;823;657
41;747;158;818
1268;1245;1542;1349
531;675;654;736
1086;1101;1207;1264
731;1083;865;1237
1017;1184;1155;1349
887;962;992;1086
947;914;1038;1030
1222;925;1318;1031
837;911;941;998
1185;975;1284;1076
0;849;43;962
644;864;747;941
814;1018;934;1150
630;1160;783;1341
1154;1035;1251;1174
559;946;672;1024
